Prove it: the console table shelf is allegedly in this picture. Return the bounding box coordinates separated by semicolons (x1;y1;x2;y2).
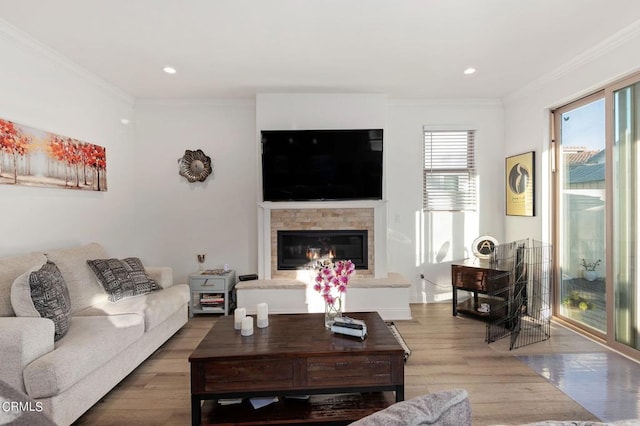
200;392;394;426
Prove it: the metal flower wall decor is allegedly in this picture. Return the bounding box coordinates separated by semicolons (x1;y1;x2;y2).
178;149;212;182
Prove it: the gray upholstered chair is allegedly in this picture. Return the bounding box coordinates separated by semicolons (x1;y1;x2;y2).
350;388;472;426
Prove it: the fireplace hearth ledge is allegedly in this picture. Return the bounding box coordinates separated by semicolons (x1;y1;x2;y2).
236;272;411;321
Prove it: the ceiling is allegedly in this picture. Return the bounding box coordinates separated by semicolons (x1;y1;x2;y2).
1;0;640;100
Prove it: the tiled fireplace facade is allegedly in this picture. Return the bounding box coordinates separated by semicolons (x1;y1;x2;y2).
270;208;375;279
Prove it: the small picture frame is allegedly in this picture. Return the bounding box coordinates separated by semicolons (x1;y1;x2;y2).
505;151;535;216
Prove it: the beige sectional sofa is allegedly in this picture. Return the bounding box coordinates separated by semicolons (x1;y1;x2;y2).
0;243;190;425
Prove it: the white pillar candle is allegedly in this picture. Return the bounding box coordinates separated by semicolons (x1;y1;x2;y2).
256;303;269;328
234;307;246;330
241;316;254;336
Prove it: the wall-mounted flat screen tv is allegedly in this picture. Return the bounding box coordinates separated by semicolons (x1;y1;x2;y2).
261;129;383;201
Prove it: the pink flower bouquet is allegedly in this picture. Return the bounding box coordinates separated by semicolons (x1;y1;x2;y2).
313;259;356;305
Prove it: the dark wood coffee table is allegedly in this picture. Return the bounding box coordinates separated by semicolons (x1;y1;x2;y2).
189;311;405;426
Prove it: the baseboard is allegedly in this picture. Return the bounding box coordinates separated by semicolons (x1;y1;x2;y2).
370;307;412;321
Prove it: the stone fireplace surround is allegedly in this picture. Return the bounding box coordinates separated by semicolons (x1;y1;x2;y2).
271;208;374;278
244;200;410;320
258;200;386;279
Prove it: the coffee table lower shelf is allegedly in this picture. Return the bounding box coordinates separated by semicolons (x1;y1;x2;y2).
200;392;395;426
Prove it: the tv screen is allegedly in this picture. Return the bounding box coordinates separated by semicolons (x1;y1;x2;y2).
261;129;383;201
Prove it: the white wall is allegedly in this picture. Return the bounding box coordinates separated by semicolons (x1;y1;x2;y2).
503;25;640;244
0;22;135;258
256;93;387;130
386;100;505;303
132;100;257;283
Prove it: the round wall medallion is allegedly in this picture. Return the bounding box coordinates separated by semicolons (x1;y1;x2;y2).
178;149;212;182
472;235;498;259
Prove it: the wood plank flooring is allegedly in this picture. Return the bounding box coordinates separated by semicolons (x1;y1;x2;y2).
73;303;606;425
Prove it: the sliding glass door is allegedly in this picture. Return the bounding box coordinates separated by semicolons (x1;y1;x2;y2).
554;93;606;335
553;71;640;358
612;78;640;349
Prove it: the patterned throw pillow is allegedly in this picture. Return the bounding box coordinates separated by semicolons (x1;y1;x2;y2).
86;257;161;302
29;261;72;341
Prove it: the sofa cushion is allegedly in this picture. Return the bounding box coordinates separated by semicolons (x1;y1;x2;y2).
45;243;109;314
0;252;47;317
12;262;71;341
76;284;190;331
349;389;472;426
22;314;144;399
87;257;162;302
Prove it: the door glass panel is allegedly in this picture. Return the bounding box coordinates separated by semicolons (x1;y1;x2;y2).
613;83;640;349
558;98;606;333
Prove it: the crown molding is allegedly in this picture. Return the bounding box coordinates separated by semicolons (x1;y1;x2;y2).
0;18;134;106
388;98;503;108
504;19;640;104
134;98;256;108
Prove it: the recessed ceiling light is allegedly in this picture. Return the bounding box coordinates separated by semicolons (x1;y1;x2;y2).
464;67;476;75
163;66;177;74
120;118;130;125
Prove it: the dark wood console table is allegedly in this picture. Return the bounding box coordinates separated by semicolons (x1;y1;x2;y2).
189;311;404;426
451;259;511;320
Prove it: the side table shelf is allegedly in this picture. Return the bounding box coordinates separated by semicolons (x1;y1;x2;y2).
189;270;237;316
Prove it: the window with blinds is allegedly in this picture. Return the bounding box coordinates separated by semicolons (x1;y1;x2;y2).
423;129;476;211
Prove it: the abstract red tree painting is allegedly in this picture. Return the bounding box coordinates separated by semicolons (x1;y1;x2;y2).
0;119;31;184
0;118;107;191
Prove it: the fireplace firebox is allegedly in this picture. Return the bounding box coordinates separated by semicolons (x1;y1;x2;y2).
277;230;368;270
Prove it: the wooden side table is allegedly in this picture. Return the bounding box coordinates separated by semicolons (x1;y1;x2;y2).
451;260;510;320
188;270;236;316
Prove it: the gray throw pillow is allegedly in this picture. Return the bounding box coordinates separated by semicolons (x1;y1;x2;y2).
29;261;72;342
87;257;161;302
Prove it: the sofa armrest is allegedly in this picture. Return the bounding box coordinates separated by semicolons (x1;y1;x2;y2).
145;266;173;289
0;317;54;393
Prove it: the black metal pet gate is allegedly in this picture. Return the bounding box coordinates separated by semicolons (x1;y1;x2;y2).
485;239;553;350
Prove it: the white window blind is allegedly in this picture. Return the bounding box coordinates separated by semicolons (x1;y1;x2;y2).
423;129;477;211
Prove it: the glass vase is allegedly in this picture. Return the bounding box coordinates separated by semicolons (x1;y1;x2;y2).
324;297;343;329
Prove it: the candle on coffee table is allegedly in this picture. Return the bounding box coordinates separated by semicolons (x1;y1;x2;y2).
241;316;254;336
234;307;246;330
256;303;269;328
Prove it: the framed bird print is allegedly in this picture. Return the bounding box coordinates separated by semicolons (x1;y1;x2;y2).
505;151;534;216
